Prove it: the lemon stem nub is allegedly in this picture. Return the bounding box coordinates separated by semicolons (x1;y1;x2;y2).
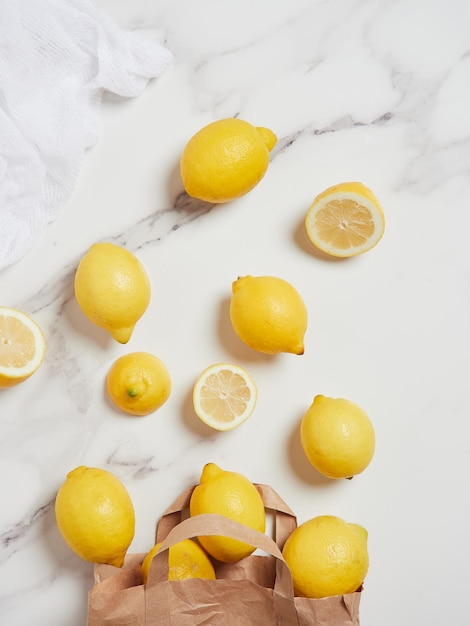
127;387;139;398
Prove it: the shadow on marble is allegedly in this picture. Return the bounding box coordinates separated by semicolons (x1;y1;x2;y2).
101;91;139;107
64;292;115;351
287;415;341;488
40;504;93;625
166;156;185;206
42;262;113;352
166;157;223;222
180;382;220;438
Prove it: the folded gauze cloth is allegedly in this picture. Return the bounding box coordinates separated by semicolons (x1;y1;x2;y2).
0;0;173;270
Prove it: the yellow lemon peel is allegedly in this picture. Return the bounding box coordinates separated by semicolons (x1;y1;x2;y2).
55;466;135;567
180;118;277;203
106;352;172;416
282;515;369;598
230;275;308;355
189;463;265;563
74;242;151;344
300;395;375;479
141;538;216;585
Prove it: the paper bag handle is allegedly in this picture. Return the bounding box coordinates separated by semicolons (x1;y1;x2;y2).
147;512;300;624
155;483;297;549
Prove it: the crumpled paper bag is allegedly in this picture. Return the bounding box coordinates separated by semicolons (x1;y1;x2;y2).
0;0;173;270
88;484;362;626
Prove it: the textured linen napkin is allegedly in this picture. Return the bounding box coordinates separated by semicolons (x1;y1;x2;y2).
0;0;173;270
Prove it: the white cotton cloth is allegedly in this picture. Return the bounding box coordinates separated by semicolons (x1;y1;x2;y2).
0;0;173;270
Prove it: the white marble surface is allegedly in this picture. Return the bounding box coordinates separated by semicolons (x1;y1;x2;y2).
1;0;470;624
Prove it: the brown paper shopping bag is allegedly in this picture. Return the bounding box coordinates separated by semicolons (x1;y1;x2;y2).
88;483;361;626
89;553;146;626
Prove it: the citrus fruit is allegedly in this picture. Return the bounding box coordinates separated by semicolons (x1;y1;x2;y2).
230;275;308;355
300;395;375;479
189;463;266;563
74;242;151;344
192;363;257;431
0;306;46;388
106;352;171;416
141;538;216;585
305;181;385;257
55;466;135;567
180;118;277;203
282;515;369;598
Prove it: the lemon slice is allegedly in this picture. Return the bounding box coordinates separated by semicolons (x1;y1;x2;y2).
0;307;46;388
305;182;385;257
193;363;257;431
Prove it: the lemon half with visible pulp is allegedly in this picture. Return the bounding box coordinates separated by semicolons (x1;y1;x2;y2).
0;307;46;388
305;182;385;257
192;363;257;431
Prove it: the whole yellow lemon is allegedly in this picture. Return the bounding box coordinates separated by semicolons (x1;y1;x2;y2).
300;395;375;479
74;242;151;344
55;466;135;567
106;352;172;416
189;463;266;563
230;275;308;355
141;538;216;585
282;515;369;598
180;118;277;203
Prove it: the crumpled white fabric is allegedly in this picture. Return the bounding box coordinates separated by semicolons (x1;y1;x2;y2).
0;0;173;270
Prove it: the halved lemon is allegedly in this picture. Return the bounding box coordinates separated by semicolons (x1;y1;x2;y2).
305;182;385;257
0;307;46;388
193;363;257;431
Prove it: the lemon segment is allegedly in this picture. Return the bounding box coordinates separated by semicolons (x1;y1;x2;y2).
189;463;266;563
106;352;172;417
230;275;308;355
74;242;151;344
305;182;385;257
282;515;369;598
193;363;257;431
54;466;135;567
300;395;375;479
180;118;277;203
141;538;216;585
0;307;46;388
